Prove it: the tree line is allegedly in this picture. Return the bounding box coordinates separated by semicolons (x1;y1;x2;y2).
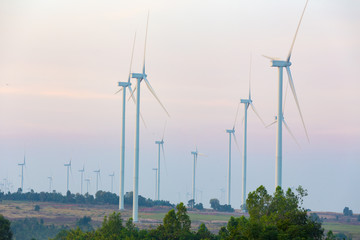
0;189;174;208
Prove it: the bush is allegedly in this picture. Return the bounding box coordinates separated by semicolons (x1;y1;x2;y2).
34;205;40;211
343;207;353;216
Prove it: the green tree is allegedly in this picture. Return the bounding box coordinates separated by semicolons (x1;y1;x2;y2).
222;185;324;239
0;215;12;240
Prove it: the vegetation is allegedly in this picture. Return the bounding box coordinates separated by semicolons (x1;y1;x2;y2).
0;189;173;208
10;218;69;240
209;198;234;212
51;185;336;239
0;214;12;240
343;207;353;216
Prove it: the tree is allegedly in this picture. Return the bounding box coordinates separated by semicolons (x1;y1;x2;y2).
34;205;40;211
209;198;220;210
187;199;195;208
343;207;353;216
0;215;12;240
222;185;324;239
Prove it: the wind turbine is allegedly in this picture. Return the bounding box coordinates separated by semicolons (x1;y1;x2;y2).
130;13;170;222
93;169;101;193
109;172;115;193
116;32;137;211
48;176;53;192
239;58;266;210
85;178;90;194
64;160;72;192
18;154;26;191
78;166;85;194
155;123;167;201
264;0;309;188
225;109;241;206
191;147;205;208
152;168;158;200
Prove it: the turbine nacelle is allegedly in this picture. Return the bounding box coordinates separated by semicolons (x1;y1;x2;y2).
240;99;252;104
155;140;164;144
226;129;235;134
271;60;292;68
118;82;131;87
191;151;198;156
132;73;147;79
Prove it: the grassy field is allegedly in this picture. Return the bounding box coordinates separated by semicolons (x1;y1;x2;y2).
323;222;360;239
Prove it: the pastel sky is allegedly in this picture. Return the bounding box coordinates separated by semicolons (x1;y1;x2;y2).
0;0;359;212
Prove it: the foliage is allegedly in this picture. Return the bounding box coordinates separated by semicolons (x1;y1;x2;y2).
0;214;12;240
76;216;94;232
209;198;234;212
0;190;174;208
343;207;353;216
34;204;40;211
222;185;324;239
194;202;204;210
11;218;69;240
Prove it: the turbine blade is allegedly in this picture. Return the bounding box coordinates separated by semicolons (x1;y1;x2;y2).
198;153;207;157
128;84;148;128
162;121;167;141
128;85;137;102
233;101;241;129
161;144;168;176
262;55;278;60
249;53;252;100
266;119;277;128
144;77;170;117
287;0;309;62
128;32;137;82
285;67;309;142
283;119;301;148
143;11;149;74
250;103;266;126
114;88;123;95
232;132;241;152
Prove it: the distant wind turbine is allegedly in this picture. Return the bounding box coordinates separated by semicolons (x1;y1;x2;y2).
239;57;266;210
130;12;170;222
155;123;167;201
225;109;241;206
263;0;310;188
18;154;26;191
94;169;101;193
64;160;72;192
191;147;205;207
78;166;85;194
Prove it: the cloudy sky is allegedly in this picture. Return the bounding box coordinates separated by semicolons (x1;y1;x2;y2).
0;0;359;212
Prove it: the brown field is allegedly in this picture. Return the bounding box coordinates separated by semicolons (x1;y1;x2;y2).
0;200;244;232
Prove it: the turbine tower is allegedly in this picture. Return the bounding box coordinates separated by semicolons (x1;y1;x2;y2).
18;154;26;191
130;13;170;222
264;0;309;188
239;59;266;210
48;176;53;192
191;147;205;208
78;166;85;194
152;168;158;200
64;160;71;192
85;178;90;194
116;32;137;211
94;169;101;193
109;172;115;193
155;123;166;201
